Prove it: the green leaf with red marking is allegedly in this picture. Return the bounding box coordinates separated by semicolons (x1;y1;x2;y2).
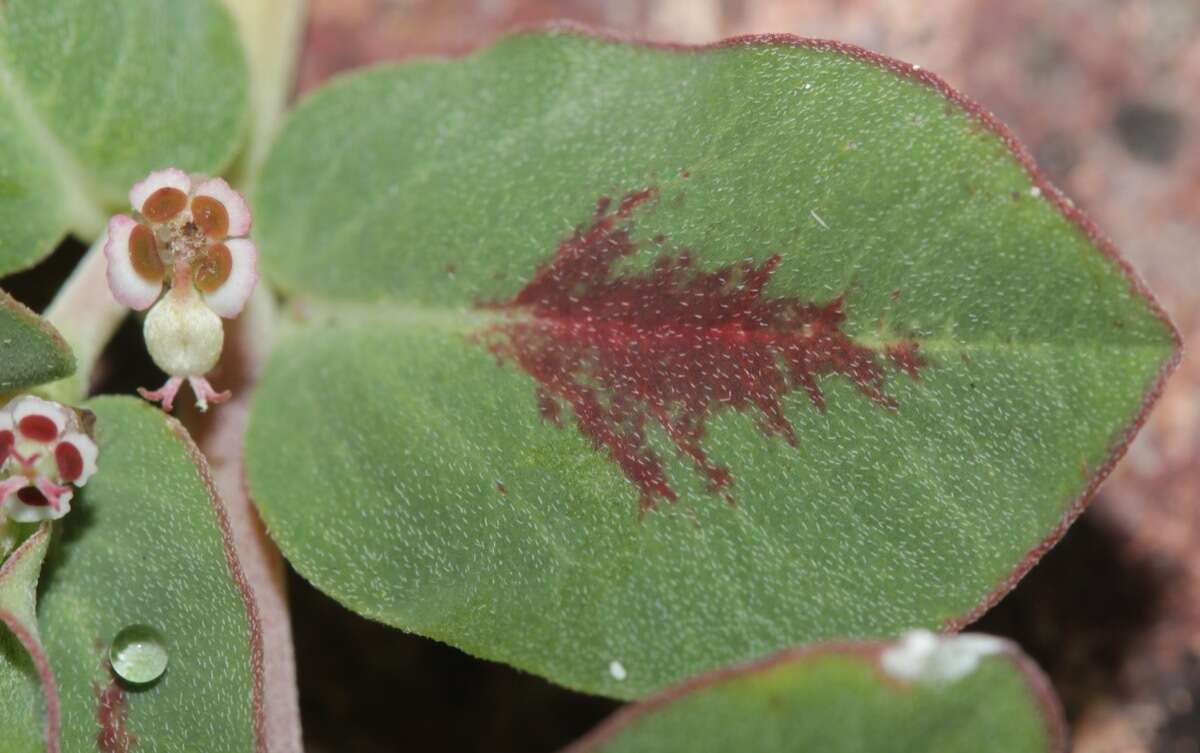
0;398;263;752
0;0;248;275
246;29;1179;698
566;633;1066;753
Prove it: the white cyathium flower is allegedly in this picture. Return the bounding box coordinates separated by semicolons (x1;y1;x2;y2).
105;168;259;411
0;396;99;523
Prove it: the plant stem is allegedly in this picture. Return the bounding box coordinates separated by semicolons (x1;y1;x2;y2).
39;235;127;404
221;0;308;190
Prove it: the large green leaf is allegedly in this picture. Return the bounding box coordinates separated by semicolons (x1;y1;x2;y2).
0;289;73;394
0;0;248;275
565;632;1066;753
247;30;1179;697
1;398;264;752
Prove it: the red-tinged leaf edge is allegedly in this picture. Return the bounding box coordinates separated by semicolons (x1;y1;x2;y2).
0;523;60;753
193;289;302;753
166;414;268;753
481;21;1184;627
559;636;1069;753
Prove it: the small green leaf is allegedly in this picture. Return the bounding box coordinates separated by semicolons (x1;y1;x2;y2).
0;288;73;394
0;0;248;275
0;525;57;753
32;398;262;752
566;633;1066;753
248;30;1178;697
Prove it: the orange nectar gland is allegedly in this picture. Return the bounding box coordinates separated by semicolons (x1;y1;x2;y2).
104;168;259;412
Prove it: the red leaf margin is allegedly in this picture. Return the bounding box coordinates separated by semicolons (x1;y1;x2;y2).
169;412;268;752
559;635;1069;753
0;525;60;753
192;289;303;753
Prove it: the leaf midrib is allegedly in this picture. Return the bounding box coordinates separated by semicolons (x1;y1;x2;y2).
0;36;107;238
284;298;1170;354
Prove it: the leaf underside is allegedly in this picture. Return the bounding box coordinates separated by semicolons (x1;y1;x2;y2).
0;0;248;275
566;636;1065;753
247;30;1178;698
1;398;262;752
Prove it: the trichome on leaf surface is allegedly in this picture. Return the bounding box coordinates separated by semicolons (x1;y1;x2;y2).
0;2;1180;752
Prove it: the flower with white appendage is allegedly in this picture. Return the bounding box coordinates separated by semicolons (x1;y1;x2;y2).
0;396;98;523
104;168;258;411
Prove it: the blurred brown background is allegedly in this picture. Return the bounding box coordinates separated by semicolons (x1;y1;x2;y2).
291;2;1200;752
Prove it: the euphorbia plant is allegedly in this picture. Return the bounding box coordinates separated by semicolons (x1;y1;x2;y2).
0;1;1180;751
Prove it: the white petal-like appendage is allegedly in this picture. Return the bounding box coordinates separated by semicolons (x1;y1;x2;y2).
4;486;72;523
880;630;1007;685
0;477;27;512
202;239;259;318
10;395;68;441
55;432;99;485
129;168;191;215
104;215;163;310
193;177;251;236
0;411;13;468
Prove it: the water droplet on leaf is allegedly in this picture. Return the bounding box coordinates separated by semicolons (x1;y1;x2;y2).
110;624;168;685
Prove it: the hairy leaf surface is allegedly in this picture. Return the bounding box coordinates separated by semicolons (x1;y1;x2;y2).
0;290;73;394
566;634;1066;753
1;398;263;752
248;30;1179;697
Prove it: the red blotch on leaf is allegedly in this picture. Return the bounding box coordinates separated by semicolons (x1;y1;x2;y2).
887;341;926;381
0;429;13;463
482;189;925;513
95;676;136;753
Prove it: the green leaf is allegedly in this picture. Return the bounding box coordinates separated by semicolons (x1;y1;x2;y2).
9;398;263;752
247;30;1179;697
566;633;1066;753
0;288;73;394
0;0;248;275
0;525;57;753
